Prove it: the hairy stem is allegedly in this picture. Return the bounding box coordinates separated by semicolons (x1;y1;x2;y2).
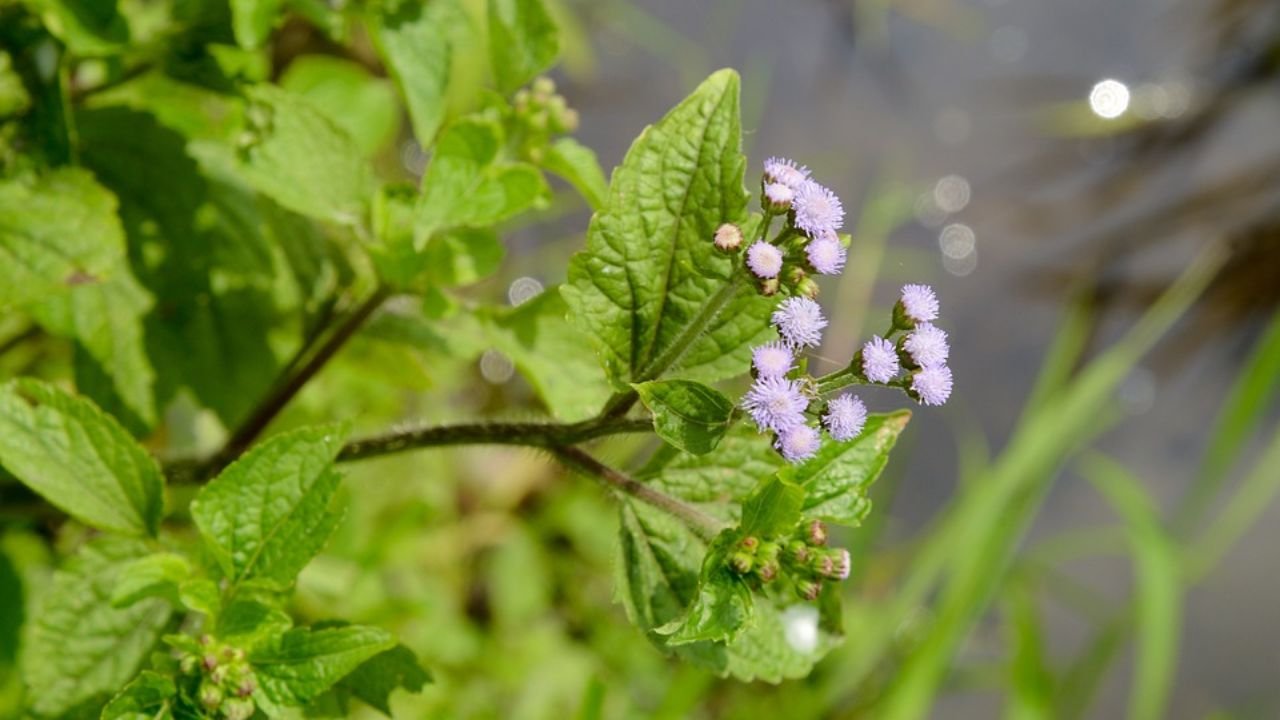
553;446;726;542
337;417;653;462
206;287;390;475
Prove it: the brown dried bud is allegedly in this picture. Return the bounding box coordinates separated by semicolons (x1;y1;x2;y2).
714;223;743;253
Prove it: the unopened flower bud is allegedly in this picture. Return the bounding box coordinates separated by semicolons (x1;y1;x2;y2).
713;223;743;253
763;182;794;212
559;107;580;133
757;561;779;582
785;265;807;286
788;540;810;564
199;634;214;647
796;277;820;300
180;655;199;675
797;580;822;601
223;698;255;720
199;682;223;709
532;76;556;98
730;552;754;574
807;519;827;546
236;677;257;698
210;665;228;684
758;541;780;564
759;277;780;296
202;654;218;672
740;535;759;552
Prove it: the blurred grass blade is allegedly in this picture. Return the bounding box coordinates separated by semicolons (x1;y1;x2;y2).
1186;423;1280;580
1176;309;1280;534
1081;454;1181;720
1020;290;1094;420
1055;615;1130;720
1002;577;1054;720
874;245;1223;720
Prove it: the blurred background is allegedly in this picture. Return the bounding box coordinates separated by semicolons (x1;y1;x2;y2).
3;0;1279;717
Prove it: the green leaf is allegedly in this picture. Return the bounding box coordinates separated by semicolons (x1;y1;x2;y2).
477;290;613;422
238;84;374;226
31;0;129;55
738;478;805;538
21;537;171;718
634;380;734;455
0;50;31;119
219;598;294;652
563;69;773;390
616;502;840;680
335;644;431;715
778;410;910;526
487;0;560;94
100;671;176;720
416;117;548;237
231;0;283;48
0;379;164;536
191;425;348;588
640;424;781;505
655;535;752;646
178;578;222;619
250;626;396;708
280;55;400;155
0;168;126;306
422;227;505;287
111;553;192;608
1003;580;1054;720
542;137;608;210
373;0;469;145
1082;455;1181;720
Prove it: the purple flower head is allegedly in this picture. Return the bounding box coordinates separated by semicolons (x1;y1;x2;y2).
911;364;954;406
772;296;827;349
752;341;795;378
819;548;852;580
746;241;783;279
903;323;950;368
743;376;808;433
822;394;867;441
862;335;900;383
900;284;940;324
776;424;821;463
764;157;810;189
764;182;794;211
792;180;845;236
806;232;847;275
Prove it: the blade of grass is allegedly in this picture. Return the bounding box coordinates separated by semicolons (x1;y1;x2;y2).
1002;576;1055;720
874;245;1223;720
1081;454;1182;720
1054;614;1131;720
1175;310;1280;535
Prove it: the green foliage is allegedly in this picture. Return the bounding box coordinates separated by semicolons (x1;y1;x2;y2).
488;0;561;94
249;625;395;708
635;379;735;455
563;69;773;390
0;379;163;535
191;425;348;590
780;410;910;525
21;537;171;718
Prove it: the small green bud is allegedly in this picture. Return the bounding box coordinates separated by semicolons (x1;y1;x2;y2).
199;681;223;710
236;676;257;698
740;535;760;552
210;665;228;684
758;541;780;564
223;698;255;720
788;540;810;564
759;277;780;297
180;654;199;675
729;552;754;574
797;277;820;300
785;265;807;286
757;560;779;583
807;519;827;546
796;580;822;601
532;76;556;98
202;654;219;672
559;107;580;133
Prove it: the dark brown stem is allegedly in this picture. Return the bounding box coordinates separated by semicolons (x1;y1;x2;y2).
553;446;726;542
205;288;389;475
337;417;653;463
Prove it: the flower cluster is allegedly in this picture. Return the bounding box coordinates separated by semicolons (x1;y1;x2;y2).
728;520;850;601
721;156;955;464
174;634;258;720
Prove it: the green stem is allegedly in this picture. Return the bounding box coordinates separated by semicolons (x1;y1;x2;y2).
336;417;653;463
553;446;726;542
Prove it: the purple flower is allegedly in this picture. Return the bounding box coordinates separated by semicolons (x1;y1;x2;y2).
792;180;845;236
764;182;794;211
746;241;783;279
903;323;949;368
818;548;852;580
806;232;847;275
900;284;939;324
752;342;795;378
822;394;867;441
862;335;900;383
776;424;821;463
743;376;808;433
772;296;827;349
911;364;953;406
764;157;810;189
